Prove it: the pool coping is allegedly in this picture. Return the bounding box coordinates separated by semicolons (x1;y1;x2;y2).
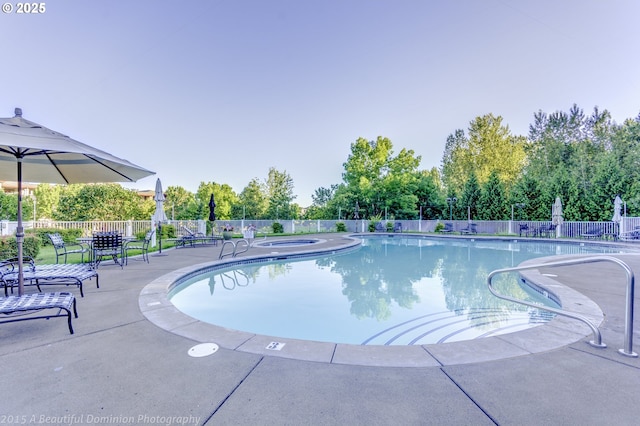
139;234;610;367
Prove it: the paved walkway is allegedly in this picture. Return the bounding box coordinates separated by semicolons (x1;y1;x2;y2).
1;234;639;425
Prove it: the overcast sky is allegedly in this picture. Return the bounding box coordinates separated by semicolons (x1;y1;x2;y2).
2;0;638;205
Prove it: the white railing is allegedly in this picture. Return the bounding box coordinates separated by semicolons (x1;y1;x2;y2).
0;218;638;241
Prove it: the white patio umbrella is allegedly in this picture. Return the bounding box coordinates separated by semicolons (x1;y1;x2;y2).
152;178;167;224
612;195;623;236
151;178;167;250
552;197;563;238
612;195;623;223
0;108;154;295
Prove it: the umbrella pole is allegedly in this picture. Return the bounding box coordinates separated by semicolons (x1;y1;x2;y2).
16;159;24;296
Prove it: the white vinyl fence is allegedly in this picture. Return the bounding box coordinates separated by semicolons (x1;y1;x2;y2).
1;217;638;241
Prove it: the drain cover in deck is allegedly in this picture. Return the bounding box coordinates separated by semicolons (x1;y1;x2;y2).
188;343;219;357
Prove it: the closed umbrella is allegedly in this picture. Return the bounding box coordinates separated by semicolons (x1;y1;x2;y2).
612;195;622;223
353;201;360;232
152;178;167;223
552;197;563;238
208;193;216;222
612;195;623;237
0;108;154;295
152;178;167;252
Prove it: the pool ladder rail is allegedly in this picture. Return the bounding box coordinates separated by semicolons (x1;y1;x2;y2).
219;239;250;259
487;256;637;358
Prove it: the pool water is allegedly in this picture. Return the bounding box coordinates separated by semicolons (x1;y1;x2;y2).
168;236;630;345
255;239;320;247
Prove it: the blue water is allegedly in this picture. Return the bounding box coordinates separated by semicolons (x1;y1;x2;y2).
168;236;632;345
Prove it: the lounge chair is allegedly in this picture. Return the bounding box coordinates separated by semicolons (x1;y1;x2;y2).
0;291;78;334
47;233;89;264
1;257;99;298
581;226;603;239
175;226;220;247
460;223;477;235
538;223;556;238
620;226;640;241
393;222;402;233
440;222;454;233
374;222;385;232
124;230;154;265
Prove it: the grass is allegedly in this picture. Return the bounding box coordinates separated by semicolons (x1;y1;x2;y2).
33;240;180;265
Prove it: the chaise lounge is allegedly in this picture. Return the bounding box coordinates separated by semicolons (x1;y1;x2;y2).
581;226;603;239
440;222;455;233
0;291;78;334
1;257;99;298
538;223;557;238
174;226;221;248
460;223;477;235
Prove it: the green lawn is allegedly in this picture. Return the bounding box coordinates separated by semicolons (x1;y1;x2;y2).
34;240;179;264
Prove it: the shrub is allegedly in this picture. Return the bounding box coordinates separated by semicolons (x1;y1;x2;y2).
336;222;347;232
368;214;382;232
0;235;40;259
386;222;394;232
272;222;284;233
434;222;444;232
35;228;83;246
157;224;175;239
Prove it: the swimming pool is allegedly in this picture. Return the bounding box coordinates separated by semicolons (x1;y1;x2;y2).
254;238;322;248
168;236;631;346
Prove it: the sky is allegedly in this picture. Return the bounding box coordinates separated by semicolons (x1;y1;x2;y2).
2;0;639;206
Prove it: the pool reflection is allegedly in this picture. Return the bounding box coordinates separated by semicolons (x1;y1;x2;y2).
169;236;629;345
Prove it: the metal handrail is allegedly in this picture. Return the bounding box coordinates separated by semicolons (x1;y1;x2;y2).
487;256;636;357
218;239;250;259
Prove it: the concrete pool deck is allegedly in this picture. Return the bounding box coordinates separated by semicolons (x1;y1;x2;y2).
2;233;639;424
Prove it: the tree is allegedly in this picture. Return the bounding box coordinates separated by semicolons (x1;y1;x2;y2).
235;178;267;219
196;182;238;220
477;171;508;220
305;184;339;219
342;136;422;219
414;168;445;219
265;167;296;219
34;184;62;220
441;115;526;196
509;174;546;220
0;191;18;220
459;172;481;221
164;186;197;220
441;129;468;194
55;184;152;221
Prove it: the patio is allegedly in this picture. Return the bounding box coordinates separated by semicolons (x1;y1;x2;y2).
1;235;639;425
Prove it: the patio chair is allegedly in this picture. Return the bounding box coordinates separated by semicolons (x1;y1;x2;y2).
92;232;124;268
374;222;385;232
393;222;402;233
460;223;477;235
124;230;154;265
1;257;99;297
47;233;89;264
440;222;454;233
518;223;532;237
